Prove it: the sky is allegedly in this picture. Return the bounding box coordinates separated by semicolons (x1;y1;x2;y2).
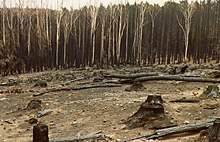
2;0;183;9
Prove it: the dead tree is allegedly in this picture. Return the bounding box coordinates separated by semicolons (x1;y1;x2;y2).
89;3;98;65
99;6;106;67
55;0;64;68
62;8;78;67
2;0;6;46
115;4;126;65
149;4;160;63
177;0;196;62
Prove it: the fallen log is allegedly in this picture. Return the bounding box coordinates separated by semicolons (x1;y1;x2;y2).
50;131;102;142
170;97;200;103
33;83;122;97
120;75;220;84
127;119;215;141
104;72;159;79
0;81;19;86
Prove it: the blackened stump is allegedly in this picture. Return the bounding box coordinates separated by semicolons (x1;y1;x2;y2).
207;118;220;142
33;124;49;142
125;95;172;129
25;99;42;110
202;85;220;98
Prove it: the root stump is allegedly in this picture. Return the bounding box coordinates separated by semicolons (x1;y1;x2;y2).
125;95;173;129
201;85;220;98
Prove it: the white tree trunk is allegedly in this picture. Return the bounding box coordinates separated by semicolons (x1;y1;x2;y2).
177;1;195;62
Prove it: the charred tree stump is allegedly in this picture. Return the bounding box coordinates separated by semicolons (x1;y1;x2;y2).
201;85;220;98
125;95;173;129
208;118;220;142
25;99;42;110
33;123;49;142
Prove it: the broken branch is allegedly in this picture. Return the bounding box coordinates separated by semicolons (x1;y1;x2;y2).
33;83;122;97
127;119;215;141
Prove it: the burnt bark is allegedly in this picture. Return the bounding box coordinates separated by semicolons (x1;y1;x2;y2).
33;124;49;142
128;119;215;141
121;75;220;84
125;95;169;129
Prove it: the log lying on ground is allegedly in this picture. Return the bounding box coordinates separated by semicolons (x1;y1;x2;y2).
170;97;200;103
120;75;220;84
50;131;102;142
0;81;19;86
104;72;159;79
33;83;122;97
127;119;215;141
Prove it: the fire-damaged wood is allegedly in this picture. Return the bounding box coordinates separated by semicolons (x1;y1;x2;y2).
50;131;102;142
103;72;159;79
127;119;215;141
125;95;173;129
201;85;220;98
207;118;220;142
33;123;49;142
170;97;200;103
120;75;220;84
25;99;42;110
33;83;122;97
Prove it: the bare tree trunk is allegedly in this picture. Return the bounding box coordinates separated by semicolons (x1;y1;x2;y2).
138;3;148;65
177;0;195;62
2;0;6;46
116;5;126;66
89;5;98;66
100;12;105;67
107;9;113;66
7;9;16;47
55;0;64;68
149;6;160;64
62;10;75;67
28;15;32;56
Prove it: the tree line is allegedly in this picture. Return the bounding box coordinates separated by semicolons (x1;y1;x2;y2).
0;0;220;75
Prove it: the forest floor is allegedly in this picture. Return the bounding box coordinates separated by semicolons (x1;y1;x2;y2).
0;64;220;142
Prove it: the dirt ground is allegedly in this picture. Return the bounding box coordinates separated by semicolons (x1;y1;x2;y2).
0;66;219;142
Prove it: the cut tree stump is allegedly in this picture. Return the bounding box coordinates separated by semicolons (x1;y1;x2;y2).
125;95;173;129
25;99;42;110
201;85;220;98
208;118;220;142
33;123;49;142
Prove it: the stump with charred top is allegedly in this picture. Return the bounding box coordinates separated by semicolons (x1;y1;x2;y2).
201;85;220;98
207;118;220;142
25;99;42;110
33;123;49;142
125;95;173;129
